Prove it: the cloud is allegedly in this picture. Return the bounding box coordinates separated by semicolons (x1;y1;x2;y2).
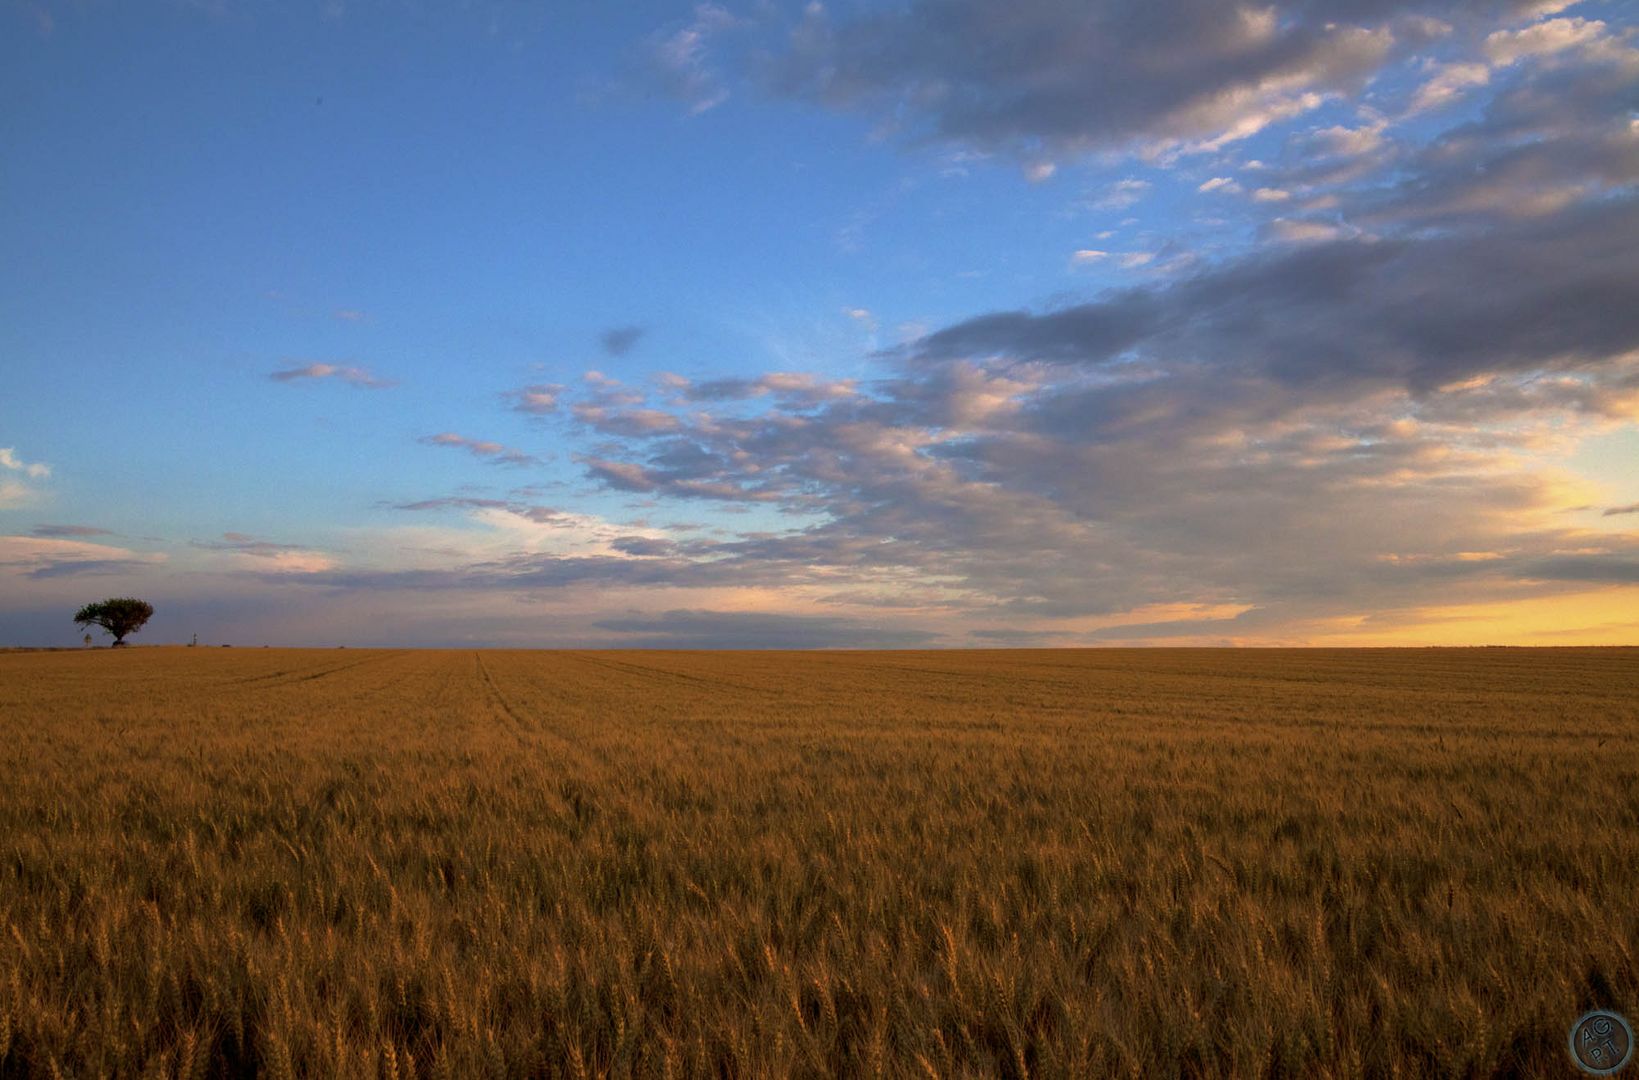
642;4;736;114
0;448;50;508
1198;176;1241;193
332;308;368;322
1484;17;1608;67
760;0;1418;158
1265;218;1349;242
592;609;940;649
1356;46;1639;228
417;432;540;467
31;525;115;538
0;535;163;580
503;383;563;415
1408;60;1492;113
191;532;336;574
390;497;564;524
600;325;646;357
538;108;1639;637
1087;178;1151;210
912;198;1639;398
1604;504;1639;517
609;536;678;557
268;363;394;389
667;371;857;406
1308;120;1388;157
0;447;49;479
1520;555;1639;583
1071;249;1109;265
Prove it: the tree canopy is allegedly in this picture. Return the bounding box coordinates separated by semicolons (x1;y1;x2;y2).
74;598;154;646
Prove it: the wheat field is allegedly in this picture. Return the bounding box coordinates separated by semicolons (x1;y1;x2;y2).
0;646;1634;1077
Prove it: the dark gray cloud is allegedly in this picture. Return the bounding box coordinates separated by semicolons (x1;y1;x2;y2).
593;609;940;649
1519;556;1639;583
31;524;116;538
752;0;1570;160
609;536;678;557
600;325;646;356
908;196;1639;408
1606;504;1639;518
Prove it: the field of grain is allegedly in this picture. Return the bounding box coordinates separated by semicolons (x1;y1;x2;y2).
1;647;1635;1077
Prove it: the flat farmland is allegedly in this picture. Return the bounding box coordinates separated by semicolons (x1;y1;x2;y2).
1;647;1635;1078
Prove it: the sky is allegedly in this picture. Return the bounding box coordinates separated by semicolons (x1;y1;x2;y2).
2;0;1637;648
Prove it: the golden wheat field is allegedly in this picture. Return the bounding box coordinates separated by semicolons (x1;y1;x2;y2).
0;646;1635;1078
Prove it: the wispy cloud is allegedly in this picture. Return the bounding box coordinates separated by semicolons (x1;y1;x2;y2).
390;497;564;524
31;524;115;538
191;532;335;574
0;535;162;580
417;432;540;467
268;363;394;389
642;4;737;115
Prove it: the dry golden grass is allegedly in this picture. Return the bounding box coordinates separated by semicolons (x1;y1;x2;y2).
0;646;1635;1077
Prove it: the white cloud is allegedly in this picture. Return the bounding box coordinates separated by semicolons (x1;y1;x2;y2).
1309;119;1387;156
1409;62;1491;114
647;5;736;115
1088;178;1152;210
0;447;49;478
1198;176;1241;193
1268;218;1348;242
1253;187;1293;202
1485;17;1607;66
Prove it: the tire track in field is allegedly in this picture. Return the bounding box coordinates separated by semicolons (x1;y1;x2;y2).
229;651;403;687
473;653;605;770
562;651;784;698
474;652;533;747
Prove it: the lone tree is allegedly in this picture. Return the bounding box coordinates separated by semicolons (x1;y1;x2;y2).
74;598;154;647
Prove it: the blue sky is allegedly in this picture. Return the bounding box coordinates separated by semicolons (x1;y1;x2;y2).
3;0;1637;647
